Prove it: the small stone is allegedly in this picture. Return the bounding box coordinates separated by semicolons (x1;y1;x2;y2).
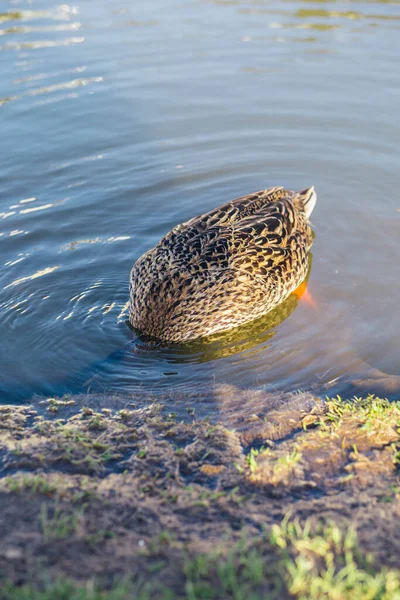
302;414;318;428
248;414;260;422
200;464;226;476
4;547;22;560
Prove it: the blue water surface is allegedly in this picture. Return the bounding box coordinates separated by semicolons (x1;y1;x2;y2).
1;0;399;405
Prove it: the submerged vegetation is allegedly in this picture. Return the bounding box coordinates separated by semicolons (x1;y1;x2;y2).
0;393;398;598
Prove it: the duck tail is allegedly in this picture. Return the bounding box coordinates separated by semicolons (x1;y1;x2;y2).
294;186;317;219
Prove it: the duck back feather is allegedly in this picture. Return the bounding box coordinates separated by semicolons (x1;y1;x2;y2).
129;186;317;342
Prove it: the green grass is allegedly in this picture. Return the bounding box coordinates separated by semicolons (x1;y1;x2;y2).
4;474;59;495
0;580;141;600
246;446;266;473
181;517;400;600
2;517;400;600
40;504;84;541
272;517;400;600
182;538;280;600
323;395;400;428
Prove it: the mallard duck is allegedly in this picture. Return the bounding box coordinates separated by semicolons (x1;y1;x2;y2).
129;186;317;342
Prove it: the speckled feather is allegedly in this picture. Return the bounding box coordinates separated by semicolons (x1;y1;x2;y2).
129;186;316;342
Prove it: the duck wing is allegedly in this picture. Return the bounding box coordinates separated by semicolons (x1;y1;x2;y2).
185;186;287;229
156;187;289;261
132;188;312;299
158;194;310;282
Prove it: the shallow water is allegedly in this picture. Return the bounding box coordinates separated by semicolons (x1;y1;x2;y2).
1;0;399;405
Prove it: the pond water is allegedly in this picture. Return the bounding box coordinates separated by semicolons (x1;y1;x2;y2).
1;0;399;406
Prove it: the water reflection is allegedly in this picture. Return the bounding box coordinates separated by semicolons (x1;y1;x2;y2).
4;266;59;289
0;5;78;23
1;37;85;51
295;8;400;20
1;23;81;35
209;0;400;29
0;3;92;105
0;0;399;406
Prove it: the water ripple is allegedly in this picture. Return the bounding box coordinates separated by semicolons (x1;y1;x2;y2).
4;266;59;289
0;0;399;405
1;37;84;50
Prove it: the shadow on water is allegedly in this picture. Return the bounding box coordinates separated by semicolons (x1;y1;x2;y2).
80;292;300;394
50;248;400;409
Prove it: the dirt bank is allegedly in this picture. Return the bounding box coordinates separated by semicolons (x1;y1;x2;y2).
0;392;399;599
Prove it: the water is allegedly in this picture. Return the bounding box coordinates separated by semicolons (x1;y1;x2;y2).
1;0;399;406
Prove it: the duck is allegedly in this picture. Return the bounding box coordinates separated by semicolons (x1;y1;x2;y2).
129;185;317;343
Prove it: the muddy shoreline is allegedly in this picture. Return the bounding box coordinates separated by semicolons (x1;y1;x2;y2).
0;391;399;599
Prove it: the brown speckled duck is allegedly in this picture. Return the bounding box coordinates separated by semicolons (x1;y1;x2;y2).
129;186;317;342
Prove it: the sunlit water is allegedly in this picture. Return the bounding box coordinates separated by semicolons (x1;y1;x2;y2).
1;0;399;407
